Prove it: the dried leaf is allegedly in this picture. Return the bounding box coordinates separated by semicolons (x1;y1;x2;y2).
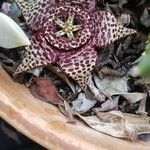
77;111;150;140
87;75;106;102
118;14;131;26
28;67;43;77
1;2;11;14
120;93;146;104
63;100;76;124
94;75;146;103
10;2;22;18
94;75;128;99
72;93;97;114
29;77;76;123
93;96;119;112
140;7;150;28
77;112;130;139
0;12;30;48
119;0;128;8
136;95;148;116
48;66;78;94
30;77;64;105
58;101;76;124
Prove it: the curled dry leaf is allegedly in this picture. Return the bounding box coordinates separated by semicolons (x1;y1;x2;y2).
94;74;146;103
29;77;64;105
0;12;30;48
62;100;76;124
136;95;148;116
93;96;119;112
98;66;125;78
77;111;150;141
94;75;128;99
87;75;106;102
29;77;76;123
72;93;97;114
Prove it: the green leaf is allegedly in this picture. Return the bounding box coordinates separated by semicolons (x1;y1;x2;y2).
138;54;150;76
138;34;150;76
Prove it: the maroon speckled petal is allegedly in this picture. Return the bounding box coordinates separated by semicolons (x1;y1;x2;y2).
70;0;96;11
15;0;56;30
58;0;96;11
93;11;136;47
58;41;97;90
14;32;57;74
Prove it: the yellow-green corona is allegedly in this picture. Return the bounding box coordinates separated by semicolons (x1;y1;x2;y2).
55;13;81;39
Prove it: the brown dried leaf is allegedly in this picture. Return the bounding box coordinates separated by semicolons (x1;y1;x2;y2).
93;96;119;112
29;77;64;105
77;111;150;140
29;77;76;123
59;101;76;124
77;112;130;139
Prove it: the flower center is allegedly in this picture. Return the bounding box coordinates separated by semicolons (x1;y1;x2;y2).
55;13;81;39
45;6;94;51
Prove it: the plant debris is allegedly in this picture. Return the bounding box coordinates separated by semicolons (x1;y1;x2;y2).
77;111;150;141
0;0;150;141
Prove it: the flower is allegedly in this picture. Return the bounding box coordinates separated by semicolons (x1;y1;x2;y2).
14;0;136;90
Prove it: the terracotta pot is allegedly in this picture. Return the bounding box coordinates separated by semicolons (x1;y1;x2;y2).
0;66;149;150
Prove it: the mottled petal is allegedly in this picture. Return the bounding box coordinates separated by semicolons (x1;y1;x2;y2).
71;0;96;11
59;42;97;90
15;0;56;30
14;32;57;74
94;11;136;47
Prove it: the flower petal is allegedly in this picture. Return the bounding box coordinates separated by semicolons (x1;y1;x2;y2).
70;0;96;11
94;11;136;47
14;32;57;75
59;0;96;11
15;0;56;30
59;43;97;90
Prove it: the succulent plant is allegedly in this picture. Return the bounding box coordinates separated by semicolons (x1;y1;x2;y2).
0;12;30;48
14;0;136;90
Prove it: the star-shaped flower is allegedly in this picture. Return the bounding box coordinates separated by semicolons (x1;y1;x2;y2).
14;0;136;90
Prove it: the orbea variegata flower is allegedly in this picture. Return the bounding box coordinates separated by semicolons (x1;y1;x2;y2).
14;0;136;90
